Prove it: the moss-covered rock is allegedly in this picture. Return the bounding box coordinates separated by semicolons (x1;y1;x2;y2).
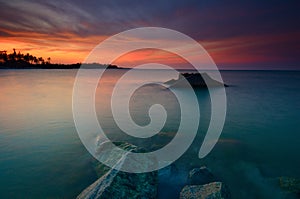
180;182;230;199
278;176;300;197
77;142;157;199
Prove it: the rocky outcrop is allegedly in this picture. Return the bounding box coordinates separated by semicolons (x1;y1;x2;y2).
180;167;230;199
180;182;230;199
165;73;228;88
78;142;230;199
77;168;157;199
77;142;157;199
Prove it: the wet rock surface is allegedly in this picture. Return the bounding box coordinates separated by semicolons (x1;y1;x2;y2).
78;142;230;199
77;169;157;199
77;142;158;199
180;166;230;199
180;182;230;199
278;176;300;198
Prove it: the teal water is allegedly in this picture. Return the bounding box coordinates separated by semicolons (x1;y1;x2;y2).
0;69;299;198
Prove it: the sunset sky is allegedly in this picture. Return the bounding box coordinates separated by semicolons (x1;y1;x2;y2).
0;0;299;69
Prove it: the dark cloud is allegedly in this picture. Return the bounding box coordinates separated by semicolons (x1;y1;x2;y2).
1;0;298;38
0;0;94;36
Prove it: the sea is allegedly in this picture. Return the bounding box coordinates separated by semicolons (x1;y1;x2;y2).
0;69;299;199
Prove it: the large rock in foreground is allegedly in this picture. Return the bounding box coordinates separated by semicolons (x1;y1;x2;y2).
77;142;157;199
180;182;230;199
77;169;157;199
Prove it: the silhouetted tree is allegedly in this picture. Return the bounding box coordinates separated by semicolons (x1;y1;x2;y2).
0;49;112;69
38;57;44;64
17;51;22;61
24;53;30;63
0;51;8;63
33;56;38;65
29;55;34;64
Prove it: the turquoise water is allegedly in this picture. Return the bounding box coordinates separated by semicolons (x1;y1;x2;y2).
0;69;299;198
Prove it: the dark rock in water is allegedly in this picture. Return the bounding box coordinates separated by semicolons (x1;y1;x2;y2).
181;167;231;199
180;182;230;199
278;177;300;197
164;73;228;88
188;166;218;185
77;142;157;199
79;169;157;199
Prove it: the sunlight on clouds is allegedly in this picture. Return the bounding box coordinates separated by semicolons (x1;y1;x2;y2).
0;0;94;34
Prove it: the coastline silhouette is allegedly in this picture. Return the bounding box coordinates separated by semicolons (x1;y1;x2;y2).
0;49;120;69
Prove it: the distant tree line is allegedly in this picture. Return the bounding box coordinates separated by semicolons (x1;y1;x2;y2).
0;49;51;66
0;49;120;69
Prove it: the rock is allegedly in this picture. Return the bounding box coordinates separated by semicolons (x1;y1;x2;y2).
77;142;158;199
180;182;230;199
79;169;157;199
278;176;300;196
182;167;231;199
188;166;218;185
164;73;228;88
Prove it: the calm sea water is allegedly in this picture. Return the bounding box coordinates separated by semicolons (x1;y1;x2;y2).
0;69;299;199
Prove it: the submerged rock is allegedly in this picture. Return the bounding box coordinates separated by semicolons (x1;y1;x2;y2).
77;142;158;199
188;166;218;185
180;182;230;199
278;176;300;197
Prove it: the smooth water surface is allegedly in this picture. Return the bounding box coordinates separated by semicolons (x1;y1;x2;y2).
0;69;299;198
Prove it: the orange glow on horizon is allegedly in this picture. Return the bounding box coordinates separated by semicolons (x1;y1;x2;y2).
0;31;109;64
112;48;192;68
1;30;297;67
